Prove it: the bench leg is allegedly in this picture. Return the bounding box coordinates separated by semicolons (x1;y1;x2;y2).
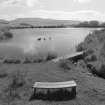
72;87;76;98
34;88;36;95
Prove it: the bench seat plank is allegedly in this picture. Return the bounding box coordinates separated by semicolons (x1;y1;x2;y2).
33;81;77;89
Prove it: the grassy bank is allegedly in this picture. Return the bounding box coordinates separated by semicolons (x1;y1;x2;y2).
1;59;105;105
0;51;57;64
76;28;105;78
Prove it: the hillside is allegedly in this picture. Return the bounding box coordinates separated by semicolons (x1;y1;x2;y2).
9;18;79;26
76;28;105;78
0;18;79;29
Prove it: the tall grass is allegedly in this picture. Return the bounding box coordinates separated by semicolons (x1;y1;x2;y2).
4;70;27;104
59;59;73;70
76;29;105;79
1;51;57;64
0;69;8;78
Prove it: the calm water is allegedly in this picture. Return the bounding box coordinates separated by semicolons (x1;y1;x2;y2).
0;28;99;58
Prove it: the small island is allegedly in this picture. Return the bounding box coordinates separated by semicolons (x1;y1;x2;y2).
0;28;13;41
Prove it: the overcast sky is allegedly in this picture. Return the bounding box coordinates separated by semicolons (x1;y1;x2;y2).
0;0;105;21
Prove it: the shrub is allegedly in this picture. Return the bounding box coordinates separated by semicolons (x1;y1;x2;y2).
2;71;26;104
87;63;93;70
23;58;32;64
77;60;86;68
100;43;105;58
91;55;97;61
46;52;57;61
85;55;97;62
3;58;21;64
0;28;13;41
98;64;105;78
89;20;99;27
86;63;98;77
4;31;13;39
33;52;57;63
59;59;73;70
3;70;28;104
33;58;43;63
12;72;25;88
87;63;105;78
86;49;94;55
76;42;84;52
0;70;8;78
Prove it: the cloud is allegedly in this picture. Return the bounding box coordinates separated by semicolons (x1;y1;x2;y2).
25;10;105;21
0;0;22;7
26;0;40;7
0;9;105;21
74;0;91;3
0;0;40;8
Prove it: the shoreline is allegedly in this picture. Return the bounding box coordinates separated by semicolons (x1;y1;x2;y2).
9;26;105;30
52;51;84;63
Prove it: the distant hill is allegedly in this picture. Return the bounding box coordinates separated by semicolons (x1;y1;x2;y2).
1;18;105;28
0;19;9;24
0;20;9;29
9;18;80;27
0;18;80;29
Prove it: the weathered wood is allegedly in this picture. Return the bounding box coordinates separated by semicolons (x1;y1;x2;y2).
72;86;76;97
33;81;77;89
32;81;77;99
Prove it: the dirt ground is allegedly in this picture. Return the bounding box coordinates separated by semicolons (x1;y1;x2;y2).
0;61;105;105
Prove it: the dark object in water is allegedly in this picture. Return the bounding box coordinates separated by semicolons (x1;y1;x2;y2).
37;38;41;41
43;38;46;40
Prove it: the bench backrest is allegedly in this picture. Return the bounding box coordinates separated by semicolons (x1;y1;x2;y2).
33;81;77;89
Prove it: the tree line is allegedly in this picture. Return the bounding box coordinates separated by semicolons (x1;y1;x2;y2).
73;20;105;28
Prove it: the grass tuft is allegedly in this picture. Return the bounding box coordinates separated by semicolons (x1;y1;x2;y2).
59;59;73;70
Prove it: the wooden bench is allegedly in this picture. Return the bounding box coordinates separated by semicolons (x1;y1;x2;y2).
33;81;77;97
